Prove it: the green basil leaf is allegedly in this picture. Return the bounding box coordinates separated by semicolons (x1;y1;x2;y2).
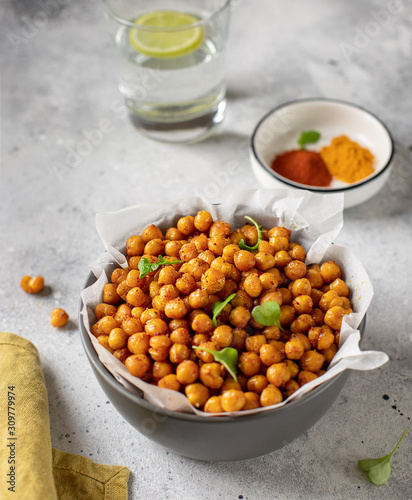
238;216;262;251
138;255;182;279
297;130;321;150
251;301;284;330
193;346;238;382
211;293;236;327
358;429;407;485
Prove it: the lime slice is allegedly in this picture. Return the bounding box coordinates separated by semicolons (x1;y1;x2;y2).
129;10;203;58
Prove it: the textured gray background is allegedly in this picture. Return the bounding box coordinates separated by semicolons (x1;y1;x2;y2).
1;0;411;499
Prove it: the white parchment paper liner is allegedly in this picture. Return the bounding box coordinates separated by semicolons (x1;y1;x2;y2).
80;189;389;416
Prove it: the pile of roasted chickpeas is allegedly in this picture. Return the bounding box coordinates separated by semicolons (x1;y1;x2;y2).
91;211;352;413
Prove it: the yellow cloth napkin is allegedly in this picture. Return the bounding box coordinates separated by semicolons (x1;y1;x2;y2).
0;333;129;500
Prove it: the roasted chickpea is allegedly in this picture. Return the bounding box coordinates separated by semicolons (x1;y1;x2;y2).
169;318;189;331
165;227;184;241
211;325;233;348
103;283;122;305
127;332;150;355
188;289;209;309
260;384;283;407
201;268;225;294
185;383;210;408
121;316;143;335
179;242;198;262
268;226;291;240
247;374;269;394
125;354;151;377
199;362;224;389
290;278;312;298
266;362;291;387
126;287;147;307
208;235;229;256
108;328;128;350
97;335;113;353
111;267;129;285
187;258;209;280
297;371;318;386
195;341;219;363
220;377;242;393
144;318;168;336
229;291;252;312
308;325;335;350
198;250;216;266
284;379;300;398
190;313;213;335
221;389;247;412
114;304;132;323
245;335;267;354
229;306;251;328
158;374;181;391
142;224;163;243
262;325;281;341
311;307;325;325
222;244;241;264
310;289;324;307
238;352;261;377
284;337;305;360
259;271;283;291
290;333;311;351
93;316;120;336
175;273;197;295
176;360;199;385
170;327;191;345
230;328;248;351
50;308;69;327
164;297;188;319
243;392;261;410
234;250;256;272
284;260;307;280
241;224;258;246
288;243;306;262
285;359;299;378
280;305;295;328
113;347;131;364
320;343;338;364
254;252;276;272
126;235;145;256
95;303;117;320
300;350;325;372
151;361;173;382
157;266;179;286
269;236;289;252
324;306;345;330
115;281;132;301
292;294;313;314
274;250;292;268
305;269;324;289
243;273;263;298
258;240;276;255
290;314;315;333
320;260;341;283
193;211;213;232
169;343;190;364
329;278;349;297
165;240;183;258
259;289;283;306
209;220;232;238
204;396;223;413
191;233;209;252
144;238;165;256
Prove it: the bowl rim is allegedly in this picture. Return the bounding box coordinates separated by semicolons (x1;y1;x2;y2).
250;97;395;193
79;270;365;423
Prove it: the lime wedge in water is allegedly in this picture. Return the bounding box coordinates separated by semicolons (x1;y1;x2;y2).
129;10;203;58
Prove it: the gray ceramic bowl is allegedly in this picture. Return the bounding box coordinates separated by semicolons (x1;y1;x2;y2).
79;272;366;462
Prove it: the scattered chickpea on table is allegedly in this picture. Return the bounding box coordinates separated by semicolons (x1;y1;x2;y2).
90;211;353;413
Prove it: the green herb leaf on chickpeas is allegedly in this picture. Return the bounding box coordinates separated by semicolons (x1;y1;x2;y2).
238;216;262;251
251;301;284;330
211;293;237;327
138;256;182;279
358;429;407;485
193;346;239;382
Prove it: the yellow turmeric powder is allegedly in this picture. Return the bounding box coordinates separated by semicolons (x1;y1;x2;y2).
320;135;375;183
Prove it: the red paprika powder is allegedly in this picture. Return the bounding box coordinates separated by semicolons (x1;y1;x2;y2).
271;150;332;187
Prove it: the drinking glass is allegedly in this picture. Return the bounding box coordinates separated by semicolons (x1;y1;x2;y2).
102;0;231;143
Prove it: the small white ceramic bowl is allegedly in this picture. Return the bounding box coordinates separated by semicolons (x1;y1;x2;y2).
250;99;394;208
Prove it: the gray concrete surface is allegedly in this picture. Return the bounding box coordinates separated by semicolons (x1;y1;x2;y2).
1;0;411;498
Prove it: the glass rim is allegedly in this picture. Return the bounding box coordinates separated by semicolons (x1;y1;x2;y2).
102;0;231;31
